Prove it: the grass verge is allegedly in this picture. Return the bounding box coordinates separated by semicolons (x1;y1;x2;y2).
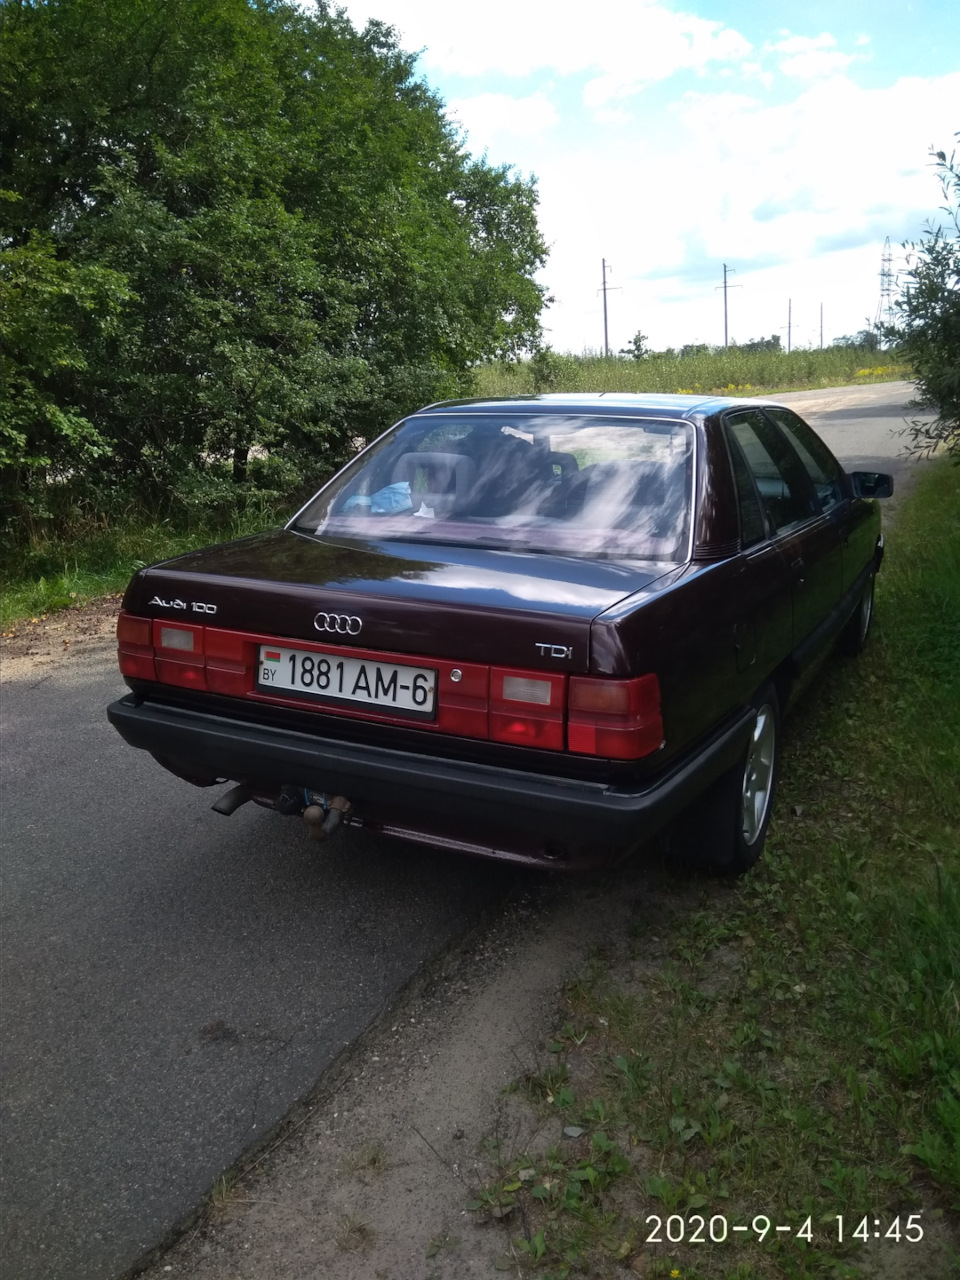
476;351;910;398
0;498;286;628
470;460;960;1279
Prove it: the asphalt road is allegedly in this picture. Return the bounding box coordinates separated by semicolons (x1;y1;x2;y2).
770;379;929;491
0;380;930;1280
1;661;517;1280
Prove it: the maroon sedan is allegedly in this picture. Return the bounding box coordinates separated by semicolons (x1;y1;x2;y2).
107;394;891;873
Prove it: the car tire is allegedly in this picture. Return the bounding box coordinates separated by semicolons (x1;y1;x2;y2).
838;572;875;658
676;684;780;876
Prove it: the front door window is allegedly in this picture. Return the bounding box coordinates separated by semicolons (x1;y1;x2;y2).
764;407;846;513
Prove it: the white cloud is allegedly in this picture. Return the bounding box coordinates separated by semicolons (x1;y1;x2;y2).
741;61;775;89
530;70;960;351
773;33;838;55
339;0;752;105
771;32;854;80
591;107;636;128
778;49;855;79
322;1;955;354
446;92;559;143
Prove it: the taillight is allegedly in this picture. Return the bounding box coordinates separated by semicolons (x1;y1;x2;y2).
490;667;565;750
568;674;663;759
435;664;488;739
116;615;256;694
117;614;151;646
117;612;156;681
152;620;208;691
205;628;256;696
154;621;203;654
159;625;195;651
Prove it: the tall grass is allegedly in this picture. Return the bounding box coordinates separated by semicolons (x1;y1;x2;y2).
0;496;287;627
476;347;909;398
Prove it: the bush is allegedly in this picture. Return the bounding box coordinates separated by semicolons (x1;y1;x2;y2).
886;136;960;457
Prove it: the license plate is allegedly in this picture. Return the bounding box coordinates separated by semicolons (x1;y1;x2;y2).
257;644;436;715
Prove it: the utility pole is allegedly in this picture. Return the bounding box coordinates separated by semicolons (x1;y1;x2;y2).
601;259;611;357
820;302;823;349
715;264;739;347
787;298;792;354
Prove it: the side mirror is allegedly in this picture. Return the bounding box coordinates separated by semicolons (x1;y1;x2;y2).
849;471;894;499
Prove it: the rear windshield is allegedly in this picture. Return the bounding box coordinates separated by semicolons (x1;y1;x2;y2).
291;413;694;561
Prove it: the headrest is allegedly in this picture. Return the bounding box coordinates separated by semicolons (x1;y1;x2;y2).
392;452;476;495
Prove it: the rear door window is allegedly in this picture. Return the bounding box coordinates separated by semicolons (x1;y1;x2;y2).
726;434;767;548
724;410;819;535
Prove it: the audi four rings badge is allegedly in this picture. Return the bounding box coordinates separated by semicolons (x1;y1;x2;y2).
314;612;363;636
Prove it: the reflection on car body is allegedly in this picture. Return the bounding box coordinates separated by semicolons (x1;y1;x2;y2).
108;394;892;874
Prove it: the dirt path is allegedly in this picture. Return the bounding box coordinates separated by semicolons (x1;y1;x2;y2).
0;594;121;680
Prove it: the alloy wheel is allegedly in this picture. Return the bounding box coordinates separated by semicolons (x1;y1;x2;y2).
741;703;776;846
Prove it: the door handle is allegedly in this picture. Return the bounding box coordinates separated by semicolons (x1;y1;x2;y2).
791;556;806;585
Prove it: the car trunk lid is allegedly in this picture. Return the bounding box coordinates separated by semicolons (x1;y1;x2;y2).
124;529;673;674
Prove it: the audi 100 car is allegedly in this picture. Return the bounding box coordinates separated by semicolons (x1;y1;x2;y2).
107;394;892;873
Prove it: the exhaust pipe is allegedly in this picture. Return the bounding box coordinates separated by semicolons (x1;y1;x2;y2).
211;783;253;816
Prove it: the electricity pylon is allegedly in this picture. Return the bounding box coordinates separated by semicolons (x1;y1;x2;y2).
874;237;894;331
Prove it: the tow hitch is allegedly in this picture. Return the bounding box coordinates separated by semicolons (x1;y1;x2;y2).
302;795;351;841
210;782;351;842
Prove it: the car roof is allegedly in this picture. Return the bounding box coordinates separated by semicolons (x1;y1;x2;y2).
413;392;762;420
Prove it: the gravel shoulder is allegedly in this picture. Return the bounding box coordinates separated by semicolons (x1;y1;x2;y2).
0;594;122;680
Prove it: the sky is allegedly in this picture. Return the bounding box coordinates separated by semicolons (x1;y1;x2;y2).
334;0;959;354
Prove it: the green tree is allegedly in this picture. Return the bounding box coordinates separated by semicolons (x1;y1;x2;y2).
886;136;960;457
0;0;548;529
737;334;782;354
831;329;879;352
619;330;649;360
0;226;131;525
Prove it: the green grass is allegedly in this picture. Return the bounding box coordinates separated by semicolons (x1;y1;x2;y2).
0;498;287;628
476;349;909;398
471;460;960;1279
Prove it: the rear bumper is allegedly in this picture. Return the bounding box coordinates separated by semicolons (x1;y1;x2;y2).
107;695;755;869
